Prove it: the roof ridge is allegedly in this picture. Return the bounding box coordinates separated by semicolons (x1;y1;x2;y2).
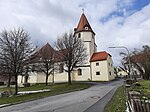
90;51;110;62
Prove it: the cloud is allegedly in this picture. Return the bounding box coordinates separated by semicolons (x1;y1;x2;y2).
98;3;150;66
0;0;150;66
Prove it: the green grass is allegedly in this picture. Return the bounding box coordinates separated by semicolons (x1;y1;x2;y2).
104;86;126;112
0;83;92;105
131;80;150;98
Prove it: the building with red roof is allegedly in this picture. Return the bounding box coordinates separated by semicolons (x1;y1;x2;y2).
73;13;114;81
18;12;115;85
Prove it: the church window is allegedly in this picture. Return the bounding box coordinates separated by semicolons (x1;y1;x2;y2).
96;62;99;66
78;33;81;38
96;71;100;75
78;69;82;75
59;63;64;73
109;72;111;75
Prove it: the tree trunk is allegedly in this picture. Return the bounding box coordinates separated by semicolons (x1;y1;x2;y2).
15;75;18;95
145;69;150;80
52;74;54;83
7;74;11;87
68;71;72;85
24;76;28;83
46;74;48;85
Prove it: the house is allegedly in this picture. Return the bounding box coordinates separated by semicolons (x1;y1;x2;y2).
115;66;128;78
18;12;115;85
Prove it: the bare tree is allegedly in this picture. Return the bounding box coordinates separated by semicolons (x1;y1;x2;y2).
29;43;55;85
0;55;13;87
121;45;150;80
55;32;87;84
131;45;150;80
0;28;36;95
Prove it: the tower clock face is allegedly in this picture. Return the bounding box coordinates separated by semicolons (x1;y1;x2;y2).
85;26;88;30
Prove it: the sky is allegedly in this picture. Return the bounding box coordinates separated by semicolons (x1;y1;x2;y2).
0;0;150;66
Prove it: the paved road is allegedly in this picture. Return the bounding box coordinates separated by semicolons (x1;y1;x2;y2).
0;79;124;112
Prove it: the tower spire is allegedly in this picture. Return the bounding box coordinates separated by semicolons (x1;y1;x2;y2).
74;11;95;35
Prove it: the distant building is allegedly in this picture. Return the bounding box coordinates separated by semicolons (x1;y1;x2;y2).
115;66;128;77
18;12;115;84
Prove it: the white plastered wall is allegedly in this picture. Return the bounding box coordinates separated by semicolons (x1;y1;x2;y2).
75;31;96;65
53;72;68;82
91;60;109;81
107;56;115;80
74;67;91;81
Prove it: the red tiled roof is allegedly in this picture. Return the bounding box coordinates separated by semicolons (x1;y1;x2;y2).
28;43;55;63
90;51;111;62
38;43;55;57
74;13;95;34
54;49;66;62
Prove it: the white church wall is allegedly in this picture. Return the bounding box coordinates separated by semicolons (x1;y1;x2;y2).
80;32;92;42
18;76;24;84
28;72;38;83
76;31;95;65
74;67;91;81
54;72;68;82
83;42;91;65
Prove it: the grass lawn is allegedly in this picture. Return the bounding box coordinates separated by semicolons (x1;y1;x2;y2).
104;86;126;112
0;83;92;105
131;80;150;98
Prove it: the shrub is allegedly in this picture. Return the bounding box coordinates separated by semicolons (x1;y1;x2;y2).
11;82;15;85
0;82;4;86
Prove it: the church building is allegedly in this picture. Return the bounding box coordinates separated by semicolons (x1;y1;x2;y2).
18;13;115;84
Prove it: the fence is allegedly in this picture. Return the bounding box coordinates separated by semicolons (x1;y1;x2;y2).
125;85;150;112
132;99;150;112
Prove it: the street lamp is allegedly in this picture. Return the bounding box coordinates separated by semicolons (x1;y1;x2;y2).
108;46;131;79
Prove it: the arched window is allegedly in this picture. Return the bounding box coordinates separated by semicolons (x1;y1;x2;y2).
78;69;82;75
59;63;64;73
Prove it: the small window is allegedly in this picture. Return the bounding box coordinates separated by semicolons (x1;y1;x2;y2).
85;26;88;30
96;63;99;66
109;72;111;75
109;63;110;66
78;33;81;38
78;69;82;75
59;63;63;73
96;71;100;75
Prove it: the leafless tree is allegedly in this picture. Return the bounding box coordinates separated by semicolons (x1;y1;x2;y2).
131;45;150;80
120;52;131;77
121;45;150;80
55;32;87;84
0;55;13;87
0;28;36;95
30;43;55;85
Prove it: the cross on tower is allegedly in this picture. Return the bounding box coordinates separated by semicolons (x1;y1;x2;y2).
82;9;84;14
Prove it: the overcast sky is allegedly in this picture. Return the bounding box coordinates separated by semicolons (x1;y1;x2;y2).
0;0;150;66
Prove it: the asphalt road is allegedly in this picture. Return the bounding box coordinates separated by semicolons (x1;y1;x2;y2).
0;79;124;112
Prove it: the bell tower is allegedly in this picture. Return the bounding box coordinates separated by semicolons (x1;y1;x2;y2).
74;12;97;64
